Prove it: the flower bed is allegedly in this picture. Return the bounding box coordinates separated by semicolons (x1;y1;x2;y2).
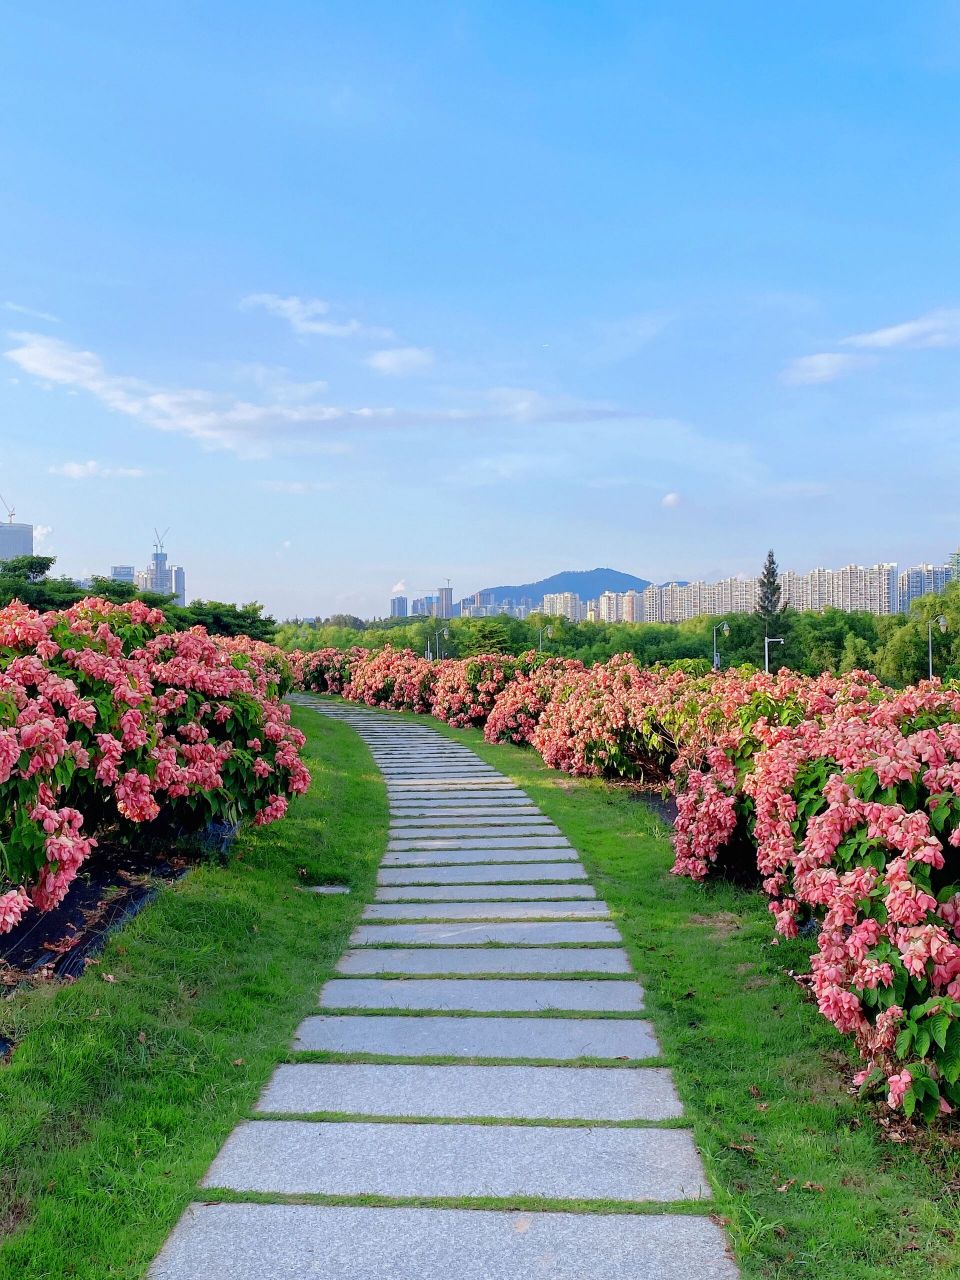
1;598;310;936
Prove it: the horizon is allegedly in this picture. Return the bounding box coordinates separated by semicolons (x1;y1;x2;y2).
3;3;960;616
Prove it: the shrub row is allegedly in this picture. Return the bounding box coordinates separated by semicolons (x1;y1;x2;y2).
292;643;960;1119
1;598;310;936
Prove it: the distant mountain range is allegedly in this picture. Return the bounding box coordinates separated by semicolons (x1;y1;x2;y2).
473;568;679;604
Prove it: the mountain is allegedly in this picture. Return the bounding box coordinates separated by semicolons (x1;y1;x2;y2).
474;568;655;605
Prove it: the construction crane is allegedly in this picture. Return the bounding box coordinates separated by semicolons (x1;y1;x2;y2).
0;493;15;524
153;526;170;552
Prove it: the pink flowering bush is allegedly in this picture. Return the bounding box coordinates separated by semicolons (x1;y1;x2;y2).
531;656;689;781
432;655;525;729
0;598;310;936
297;646;361;695
484;654;586;745
344;645;436;713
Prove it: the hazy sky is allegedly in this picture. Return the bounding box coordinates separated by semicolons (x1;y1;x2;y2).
3;2;960;618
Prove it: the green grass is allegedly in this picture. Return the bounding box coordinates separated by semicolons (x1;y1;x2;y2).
335;700;960;1280
0;708;387;1280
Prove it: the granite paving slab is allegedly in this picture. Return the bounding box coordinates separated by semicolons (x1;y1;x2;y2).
391;798;542;808
389;805;541;817
388;835;571;850
319;977;643;1012
386;788;529;800
390;814;555;826
350;921;620;945
389;825;563;841
374;883;596;900
149;1203;739;1280
336;946;632;975
363;901;610;921
257;1062;681;1120
382;848;577;866
378;862;588;884
202;1120;709;1201
294;1013;659;1058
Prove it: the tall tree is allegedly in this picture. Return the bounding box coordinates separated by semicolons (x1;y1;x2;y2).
756;549;783;624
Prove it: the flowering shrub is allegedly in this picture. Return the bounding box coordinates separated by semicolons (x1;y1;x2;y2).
432;655;525;729
531;657;688;782
0;598;310;935
484;654;586;745
296;646;361;695
345;645;436;712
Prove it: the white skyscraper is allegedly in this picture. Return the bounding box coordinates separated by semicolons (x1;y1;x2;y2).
0;521;34;562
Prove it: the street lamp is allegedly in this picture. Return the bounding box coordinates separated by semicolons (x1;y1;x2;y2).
928;614;947;680
537;624;555;653
764;635;784;674
434;625;450;660
712;621;730;670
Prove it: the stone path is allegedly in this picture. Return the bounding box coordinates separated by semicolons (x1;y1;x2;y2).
150;699;738;1280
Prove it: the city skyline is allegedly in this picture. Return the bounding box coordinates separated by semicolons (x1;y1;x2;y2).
3;5;960;616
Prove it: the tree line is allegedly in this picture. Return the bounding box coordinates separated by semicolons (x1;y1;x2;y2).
277;557;960;689
0;556;276;640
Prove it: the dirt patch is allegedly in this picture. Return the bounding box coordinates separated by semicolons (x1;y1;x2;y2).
0;1192;30;1243
689;911;743;940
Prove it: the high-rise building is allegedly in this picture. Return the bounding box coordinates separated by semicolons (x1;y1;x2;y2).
899;563;952;613
437;586;453;619
598;591;621;623
170;565;186;607
0;521;34;562
541;592;582;622
948;548;960;582
390;596;409;618
111;565;135;584
135;539;186;605
411;595;439;617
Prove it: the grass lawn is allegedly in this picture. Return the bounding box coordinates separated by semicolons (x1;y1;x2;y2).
0;708;387;1280
370;703;960;1280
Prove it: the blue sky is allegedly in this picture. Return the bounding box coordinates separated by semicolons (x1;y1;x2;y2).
2;1;959;618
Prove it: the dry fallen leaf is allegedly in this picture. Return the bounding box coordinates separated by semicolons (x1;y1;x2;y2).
232;1058;245;1067
802;1181;825;1193
138;1031;147;1044
776;1179;796;1193
102;973;117;984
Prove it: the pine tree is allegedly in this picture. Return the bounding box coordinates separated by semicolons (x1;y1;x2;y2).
756;549;782;623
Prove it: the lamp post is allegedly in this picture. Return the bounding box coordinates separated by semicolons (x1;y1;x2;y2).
712;620;730;670
537;624;555;653
928;614;947;680
764;635;784;674
434;626;450;660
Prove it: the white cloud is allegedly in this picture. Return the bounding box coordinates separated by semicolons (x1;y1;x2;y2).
263;480;333;494
842;308;960;350
780;352;869;385
584;313;668;364
233;363;329;400
661;492;681;508
391;579;406;594
6;332;639;457
49;460;146;480
366;346;435;376
4;301;59;323
34;524;53;547
241;293;393;340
